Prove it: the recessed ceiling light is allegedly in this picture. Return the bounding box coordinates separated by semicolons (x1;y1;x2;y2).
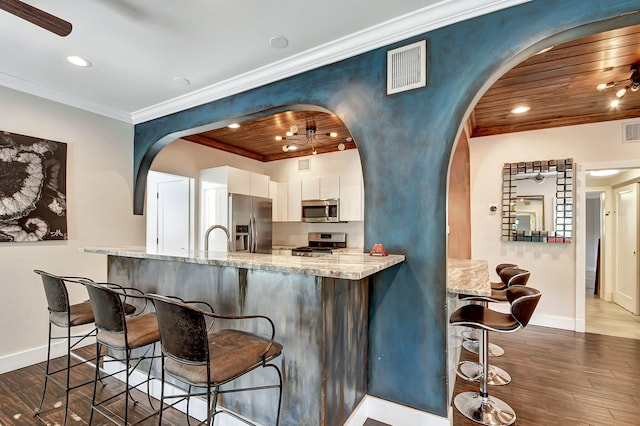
589;169;620;177
610;99;620;107
228;123;240;129
269;35;289;49
66;55;91;67
510;106;530;114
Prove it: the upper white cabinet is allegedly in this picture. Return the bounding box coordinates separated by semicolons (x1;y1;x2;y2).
271;181;288;222
227;167;251;195
301;176;340;200
339;175;364;221
202;166;270;198
287;179;302;221
250;172;270;198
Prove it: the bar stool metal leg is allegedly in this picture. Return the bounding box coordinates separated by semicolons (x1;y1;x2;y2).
454;329;516;425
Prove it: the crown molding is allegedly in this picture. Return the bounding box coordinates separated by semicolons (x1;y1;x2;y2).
0;71;133;123
132;0;529;124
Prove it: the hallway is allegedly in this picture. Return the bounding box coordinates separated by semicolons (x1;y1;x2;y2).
585;270;640;340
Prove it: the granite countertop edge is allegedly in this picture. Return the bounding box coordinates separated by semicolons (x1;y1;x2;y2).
80;247;405;280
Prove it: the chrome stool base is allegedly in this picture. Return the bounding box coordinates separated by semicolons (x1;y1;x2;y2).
457;361;511;386
463;339;504;357
454;392;516;426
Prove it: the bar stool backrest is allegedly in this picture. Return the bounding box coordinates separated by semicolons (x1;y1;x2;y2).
501;268;530;287
507;286;541;328
35;270;69;318
495;263;518;276
148;294;209;365
84;282;127;334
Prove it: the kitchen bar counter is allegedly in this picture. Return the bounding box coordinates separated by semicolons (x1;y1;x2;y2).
81;246;404;280
447;258;491;296
82;246;404;426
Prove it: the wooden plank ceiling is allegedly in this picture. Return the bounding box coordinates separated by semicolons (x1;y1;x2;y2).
471;23;640;137
183;110;355;162
183;24;640;160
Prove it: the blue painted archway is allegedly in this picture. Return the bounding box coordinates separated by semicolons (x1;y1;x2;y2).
133;1;640;417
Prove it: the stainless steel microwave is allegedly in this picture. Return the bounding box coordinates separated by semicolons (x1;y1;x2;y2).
301;199;340;223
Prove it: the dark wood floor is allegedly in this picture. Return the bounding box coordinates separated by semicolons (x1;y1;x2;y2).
0;346;197;425
452;325;640;426
2;326;638;425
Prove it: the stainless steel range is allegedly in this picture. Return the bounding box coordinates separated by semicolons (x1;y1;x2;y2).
292;232;347;257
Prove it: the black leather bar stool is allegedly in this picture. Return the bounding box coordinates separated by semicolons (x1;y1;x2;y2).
461;268;531;359
84;281;161;425
147;293;284;426
450;286;541;426
33;270;100;425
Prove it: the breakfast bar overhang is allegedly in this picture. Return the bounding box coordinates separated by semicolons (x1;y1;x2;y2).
81;247;404;426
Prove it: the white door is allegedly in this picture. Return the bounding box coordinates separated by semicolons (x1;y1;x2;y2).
146;171;192;252
614;183;639;315
157;179;191;251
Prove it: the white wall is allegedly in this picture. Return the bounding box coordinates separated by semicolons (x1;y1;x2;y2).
470;118;640;330
0;86;142;372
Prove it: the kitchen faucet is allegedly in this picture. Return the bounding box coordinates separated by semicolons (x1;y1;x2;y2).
204;224;232;252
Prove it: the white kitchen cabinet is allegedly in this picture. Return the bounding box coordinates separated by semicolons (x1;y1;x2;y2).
287;179;302;221
339;175;364;221
271;181;288;222
250;172;270;198
320;175;340;199
227;167;251;195
201;166;270;198
301;176;340;200
301;177;320;200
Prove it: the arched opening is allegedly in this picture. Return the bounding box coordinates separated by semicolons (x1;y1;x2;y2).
144;105;365;254
447;12;640;423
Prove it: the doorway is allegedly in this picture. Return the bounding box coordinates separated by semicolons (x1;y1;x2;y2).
146;171;194;252
584;168;640;339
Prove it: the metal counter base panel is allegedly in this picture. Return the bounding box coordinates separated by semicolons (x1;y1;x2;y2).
107;255;368;426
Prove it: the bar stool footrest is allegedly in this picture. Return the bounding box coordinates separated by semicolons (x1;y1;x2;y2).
456;361;511;385
463;339;505;357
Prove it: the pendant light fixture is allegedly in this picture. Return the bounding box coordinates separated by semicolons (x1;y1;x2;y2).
597;61;640;107
276;120;353;155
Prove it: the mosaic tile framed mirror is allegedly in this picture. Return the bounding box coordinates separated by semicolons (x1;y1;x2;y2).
502;158;573;243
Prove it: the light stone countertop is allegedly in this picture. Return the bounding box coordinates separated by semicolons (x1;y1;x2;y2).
80;246;405;280
447;259;491;296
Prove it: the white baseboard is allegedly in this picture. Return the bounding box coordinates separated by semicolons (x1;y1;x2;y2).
529;313;575;331
344;395;449;426
0;335;95;374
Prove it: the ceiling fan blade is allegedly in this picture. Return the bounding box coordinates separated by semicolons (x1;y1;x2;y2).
0;0;72;36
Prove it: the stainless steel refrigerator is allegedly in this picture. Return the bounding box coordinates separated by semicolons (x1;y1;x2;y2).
228;193;272;254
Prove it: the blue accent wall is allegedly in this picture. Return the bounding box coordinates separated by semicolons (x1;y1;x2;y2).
133;0;640;417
